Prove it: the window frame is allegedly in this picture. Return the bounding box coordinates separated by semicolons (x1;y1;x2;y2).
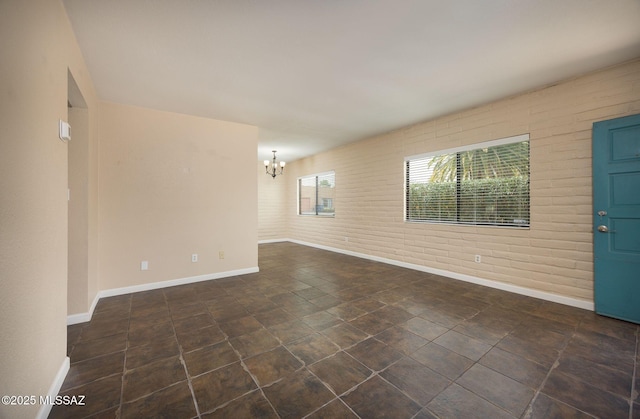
404;133;530;228
297;171;336;217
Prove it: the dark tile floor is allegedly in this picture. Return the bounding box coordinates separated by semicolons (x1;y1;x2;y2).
52;242;640;418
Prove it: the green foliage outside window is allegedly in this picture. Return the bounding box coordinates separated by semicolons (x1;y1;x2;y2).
407;177;529;225
406;140;530;227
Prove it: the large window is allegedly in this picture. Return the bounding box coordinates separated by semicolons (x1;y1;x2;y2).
405;134;530;227
298;172;335;216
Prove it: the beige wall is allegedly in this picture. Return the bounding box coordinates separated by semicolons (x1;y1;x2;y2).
68;105;90;314
258;161;289;240
98;102;259;290
261;59;640;305
0;0;99;417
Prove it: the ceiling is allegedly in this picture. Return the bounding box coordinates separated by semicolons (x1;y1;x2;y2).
62;0;640;163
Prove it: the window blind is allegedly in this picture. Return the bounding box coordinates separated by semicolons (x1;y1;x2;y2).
405;136;530;227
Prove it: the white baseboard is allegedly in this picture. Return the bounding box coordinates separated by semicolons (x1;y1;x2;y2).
66;293;99;326
66;238;595;325
67;266;259;325
288;239;595;311
97;267;259;299
66;312;91;326
36;356;70;419
258;238;289;244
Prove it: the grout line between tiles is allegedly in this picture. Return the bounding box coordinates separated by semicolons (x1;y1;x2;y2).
166;292;202;419
116;295;133;419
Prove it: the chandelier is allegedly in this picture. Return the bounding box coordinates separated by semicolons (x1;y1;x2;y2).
264;150;285;178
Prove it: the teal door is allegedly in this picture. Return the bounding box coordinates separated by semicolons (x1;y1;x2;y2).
593;113;640;324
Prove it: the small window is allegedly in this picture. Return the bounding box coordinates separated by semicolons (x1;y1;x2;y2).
405;134;530;227
298;172;335;216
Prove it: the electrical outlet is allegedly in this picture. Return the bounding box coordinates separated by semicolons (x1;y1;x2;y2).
191;254;198;263
219;251;225;259
474;255;481;263
141;261;149;270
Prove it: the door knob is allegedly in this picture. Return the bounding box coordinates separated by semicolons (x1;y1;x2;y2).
597;225;609;233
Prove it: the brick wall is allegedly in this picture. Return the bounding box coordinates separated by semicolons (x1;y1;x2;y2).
259;58;640;304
